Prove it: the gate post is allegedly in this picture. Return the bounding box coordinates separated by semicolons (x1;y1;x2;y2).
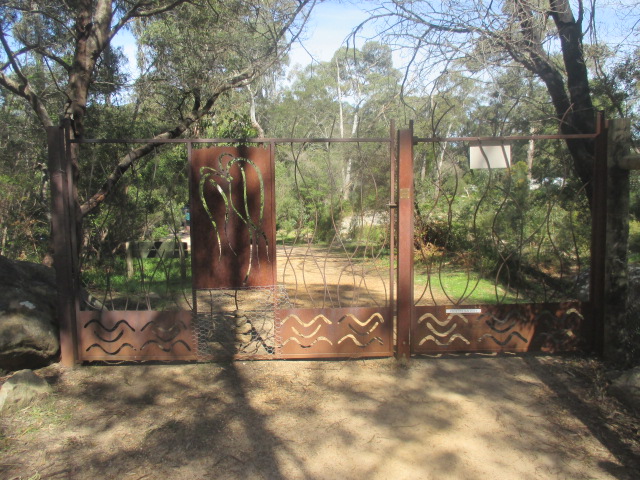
48;124;79;366
590;112;607;355
396;124;414;359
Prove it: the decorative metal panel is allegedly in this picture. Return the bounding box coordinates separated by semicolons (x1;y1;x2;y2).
77;310;197;361
190;145;275;289
411;302;588;354
277;307;393;358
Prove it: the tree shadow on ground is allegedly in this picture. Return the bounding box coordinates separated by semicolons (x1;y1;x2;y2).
524;355;640;479
0;356;634;479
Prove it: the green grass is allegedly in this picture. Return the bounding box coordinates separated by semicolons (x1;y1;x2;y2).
628;220;640;263
81;246;571;307
415;269;525;304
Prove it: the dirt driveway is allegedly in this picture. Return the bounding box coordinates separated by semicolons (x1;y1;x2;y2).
1;355;638;480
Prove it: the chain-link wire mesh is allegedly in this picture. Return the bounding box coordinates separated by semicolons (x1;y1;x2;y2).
192;285;291;359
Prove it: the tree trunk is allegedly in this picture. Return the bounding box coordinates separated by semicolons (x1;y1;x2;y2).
603;119;632;364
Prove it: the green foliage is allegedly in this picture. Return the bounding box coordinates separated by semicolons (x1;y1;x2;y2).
414;135;590;303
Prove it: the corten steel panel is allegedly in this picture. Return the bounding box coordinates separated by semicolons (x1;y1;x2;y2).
411;302;588;354
190;145;275;289
77;310;197;361
277;307;394;358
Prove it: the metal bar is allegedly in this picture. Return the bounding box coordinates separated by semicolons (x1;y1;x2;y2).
396;124;414;360
415;133;600;143
48;125;78;366
63;121;81;332
72;137;393;145
590;112;607;355
389;121;396;315
187;141;198;318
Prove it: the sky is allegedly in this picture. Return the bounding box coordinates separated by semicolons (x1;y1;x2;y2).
110;0;637;80
111;1;375;79
287;1;373;67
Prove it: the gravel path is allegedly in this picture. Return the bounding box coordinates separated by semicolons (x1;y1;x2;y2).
1;355;637;479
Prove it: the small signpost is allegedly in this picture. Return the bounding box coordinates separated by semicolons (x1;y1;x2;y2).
469;140;511;169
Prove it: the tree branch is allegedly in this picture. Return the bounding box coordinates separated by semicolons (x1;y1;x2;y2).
0;27;54;128
80;94;219;217
109;0;190;43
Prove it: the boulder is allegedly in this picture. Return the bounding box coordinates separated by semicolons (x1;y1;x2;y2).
0;369;52;412
0;255;59;371
609;366;640;412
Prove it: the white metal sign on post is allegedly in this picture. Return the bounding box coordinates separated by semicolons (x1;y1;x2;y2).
469;140;511;169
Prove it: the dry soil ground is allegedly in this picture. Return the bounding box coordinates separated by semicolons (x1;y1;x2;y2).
1;355;639;480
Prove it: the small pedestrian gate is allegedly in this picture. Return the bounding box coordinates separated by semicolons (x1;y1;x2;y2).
48;118;606;365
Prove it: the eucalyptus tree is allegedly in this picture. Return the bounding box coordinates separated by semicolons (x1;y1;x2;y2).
359;0;607;202
0;0;313;220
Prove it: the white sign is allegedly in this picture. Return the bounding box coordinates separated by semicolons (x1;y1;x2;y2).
469;141;511;169
446;308;482;314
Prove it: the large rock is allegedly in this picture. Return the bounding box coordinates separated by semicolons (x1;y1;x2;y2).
0;255;59;371
609;366;640;412
0;369;52;411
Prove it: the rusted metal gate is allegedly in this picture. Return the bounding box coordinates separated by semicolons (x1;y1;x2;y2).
48;126;397;364
49;118;605;365
395;119;606;358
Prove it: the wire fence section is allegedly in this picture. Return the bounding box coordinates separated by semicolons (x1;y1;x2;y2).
275;141;393;309
412;137;591;306
78;142;192;313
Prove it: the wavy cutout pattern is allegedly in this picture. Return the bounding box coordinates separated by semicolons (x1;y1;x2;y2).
282;336;333;348
479;332;528;346
337;334;384;347
533;308;584;324
140;340;192;352
534;308;584;348
418;334;470;346
418;313;469;326
479;310;525;328
84;319;135;332
86;343;135;355
280;314;333;328
337;313;384;327
348;322;380;336
291;325;323;339
140;318;187;343
93;330;124;344
141;319;188;332
486;321;518;334
426;323;457;338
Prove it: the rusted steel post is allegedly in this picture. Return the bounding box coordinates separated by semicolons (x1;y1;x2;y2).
396;125;414;359
389;120;396;314
590;112;607;355
48;125;78;366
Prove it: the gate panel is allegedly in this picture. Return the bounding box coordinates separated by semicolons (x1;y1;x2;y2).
190;145;275;289
277;307;393;358
402;128;596;356
77;310;197;362
412;302;588;354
